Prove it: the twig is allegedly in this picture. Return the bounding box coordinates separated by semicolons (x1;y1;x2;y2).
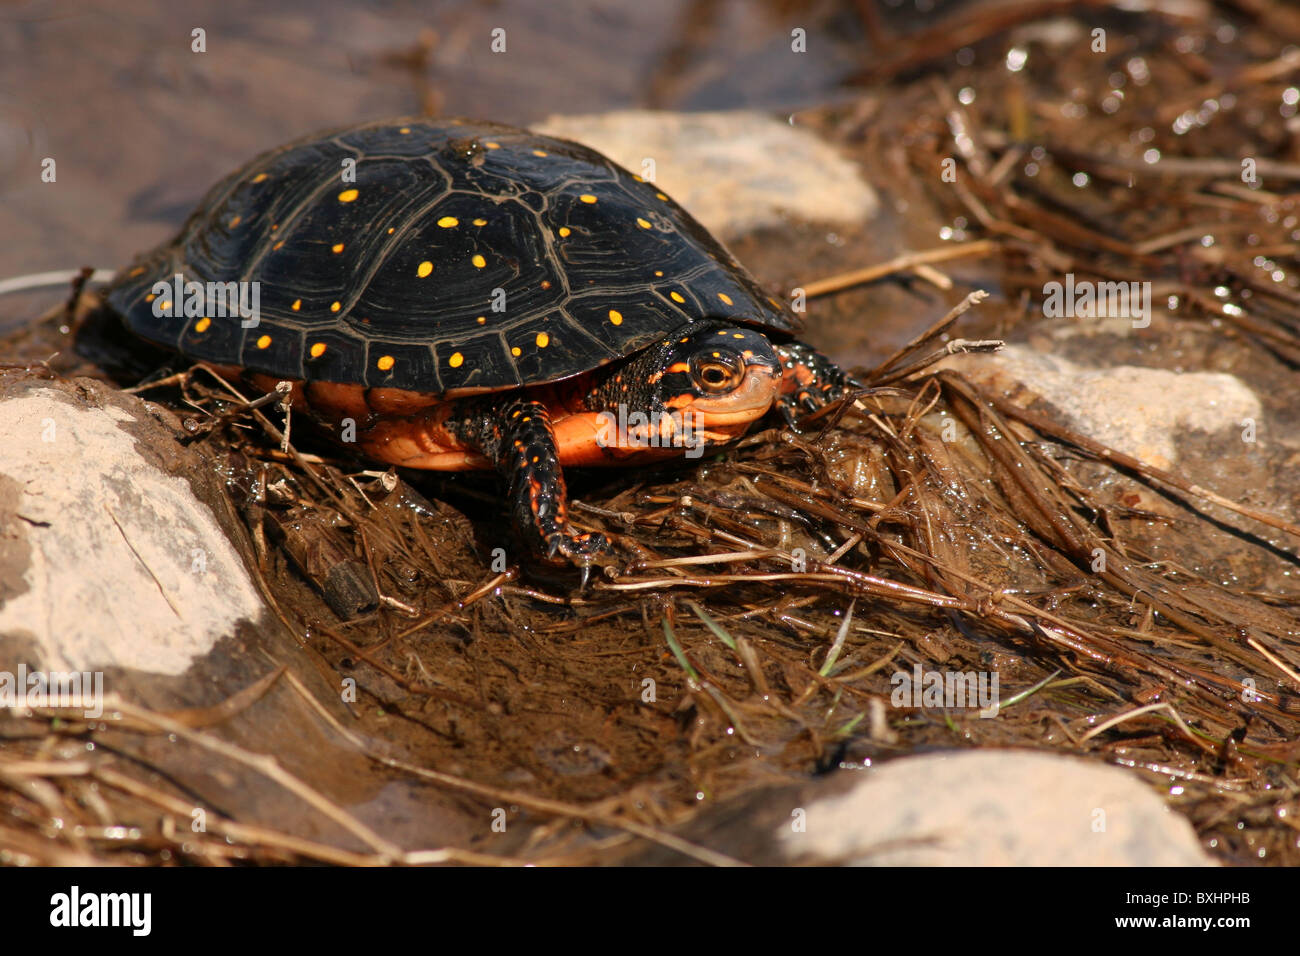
801;241;998;298
864;289;991;381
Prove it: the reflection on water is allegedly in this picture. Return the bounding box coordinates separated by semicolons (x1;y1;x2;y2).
0;0;866;284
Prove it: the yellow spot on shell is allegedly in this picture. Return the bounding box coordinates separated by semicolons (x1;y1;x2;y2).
332;243;344;253
485;141;501;149
536;332;550;347
718;292;734;305
472;254;486;268
387;226;396;234
558;226;571;237
473;218;487;226
417;261;434;278
229;215;242;228
310;342;327;358
128;266;145;277
145;293;156;302
511;346;522;356
656;192;668;201
670;291;686;303
633;174;645;182
637;218;651;229
532;149;548;157
608;309;623;325
272;240;285;250
252;173;268;183
256;334;272;349
377;355;395;371
338;188;359;203
330;301;341;313
654;270;664;277
270;223;279;231
449;352;464;368
476;316;486;324
437;216;459;228
579;194;597;204
195;317;211;333
398;126;411;134
291;299;301;311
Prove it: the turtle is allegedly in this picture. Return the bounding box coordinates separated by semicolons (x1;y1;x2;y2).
100;118;857;570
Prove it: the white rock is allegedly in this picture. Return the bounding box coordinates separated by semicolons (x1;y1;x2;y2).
0;387;264;675
783;750;1212;866
946;345;1262;469
535;109;878;240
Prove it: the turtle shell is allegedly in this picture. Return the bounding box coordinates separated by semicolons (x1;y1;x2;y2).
104;118;800;394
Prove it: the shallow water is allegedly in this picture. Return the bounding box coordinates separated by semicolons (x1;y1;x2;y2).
0;0;864;287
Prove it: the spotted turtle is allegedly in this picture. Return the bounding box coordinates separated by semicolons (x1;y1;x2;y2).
102;119;856;569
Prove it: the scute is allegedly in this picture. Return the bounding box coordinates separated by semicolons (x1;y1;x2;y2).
105;118;801;393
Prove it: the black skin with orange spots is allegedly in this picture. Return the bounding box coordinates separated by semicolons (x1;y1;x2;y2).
461;397;610;568
773;341;858;423
443;322;855;567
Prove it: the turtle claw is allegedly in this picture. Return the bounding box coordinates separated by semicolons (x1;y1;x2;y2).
528;535;608;591
533;529;611;588
543;530;610;569
775;392;822;427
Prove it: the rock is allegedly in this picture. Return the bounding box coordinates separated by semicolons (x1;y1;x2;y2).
945;345;1262;470
780;750;1213;866
629;749;1213;865
0;374;493;855
535;109;878;240
0;374;265;675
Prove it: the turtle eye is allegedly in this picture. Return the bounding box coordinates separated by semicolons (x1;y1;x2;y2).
690;349;744;394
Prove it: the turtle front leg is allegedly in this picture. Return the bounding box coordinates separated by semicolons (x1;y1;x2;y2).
460;397;610;569
773;342;861;424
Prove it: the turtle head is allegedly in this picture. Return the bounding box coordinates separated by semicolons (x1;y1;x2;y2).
650;323;781;431
584;322;779;460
